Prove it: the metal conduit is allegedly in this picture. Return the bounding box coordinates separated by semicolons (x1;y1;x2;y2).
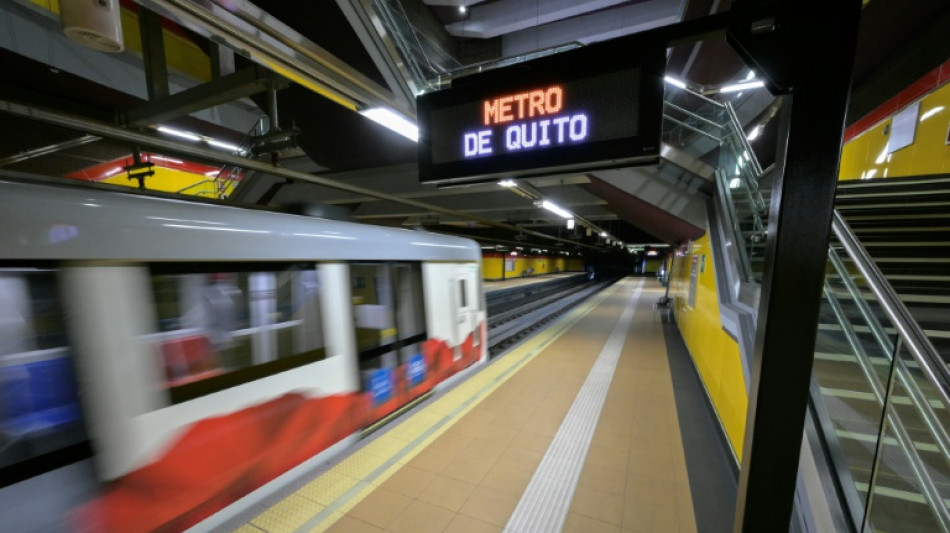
135;0;413;117
0;99;598;250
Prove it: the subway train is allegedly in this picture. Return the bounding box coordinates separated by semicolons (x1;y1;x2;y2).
0;178;486;531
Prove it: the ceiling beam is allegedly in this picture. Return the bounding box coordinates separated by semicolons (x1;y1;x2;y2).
446;0;630;38
0;98;603;249
122;65;286;128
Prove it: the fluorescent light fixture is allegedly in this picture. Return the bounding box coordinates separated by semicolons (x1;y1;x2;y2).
729;178;741;189
600;231;607;237
157;126;201;142
920;106;945;122
747;125;762;141
498;179;517;187
567;218;575;230
459;4;466;14
150;155;184;164
541;200;572;219
360;108;419;142
510;251;518;256
663;76;687;89
720;80;765;93
208;139;242;152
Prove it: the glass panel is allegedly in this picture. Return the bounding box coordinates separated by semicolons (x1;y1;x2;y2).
811;236;950;531
351;263;397;355
864;341;950;532
810;258;895;508
149;263;325;401
0;268;85;469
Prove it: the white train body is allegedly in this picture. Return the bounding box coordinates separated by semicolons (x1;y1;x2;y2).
0;179;486;531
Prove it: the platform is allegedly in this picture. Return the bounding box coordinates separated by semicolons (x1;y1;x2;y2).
482;272;584;293
211;278;736;533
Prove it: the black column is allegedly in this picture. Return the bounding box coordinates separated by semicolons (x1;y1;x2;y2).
138;7;169;101
733;0;862;531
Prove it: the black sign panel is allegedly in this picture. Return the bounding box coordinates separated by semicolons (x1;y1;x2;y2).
418;36;665;185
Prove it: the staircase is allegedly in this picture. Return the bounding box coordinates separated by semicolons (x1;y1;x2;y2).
689;81;950;529
836;175;950;358
802;175;950;531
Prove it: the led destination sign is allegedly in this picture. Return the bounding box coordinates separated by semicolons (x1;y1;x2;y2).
418;38;664;185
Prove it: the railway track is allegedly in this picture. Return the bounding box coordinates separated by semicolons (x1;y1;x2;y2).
486;275;623;356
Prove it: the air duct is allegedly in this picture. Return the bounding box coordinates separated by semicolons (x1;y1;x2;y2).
61;0;125;53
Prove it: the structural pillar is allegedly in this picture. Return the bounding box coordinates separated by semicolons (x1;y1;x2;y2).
732;0;862;530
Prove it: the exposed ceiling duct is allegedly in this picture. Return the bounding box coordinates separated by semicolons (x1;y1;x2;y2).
60;0;124;53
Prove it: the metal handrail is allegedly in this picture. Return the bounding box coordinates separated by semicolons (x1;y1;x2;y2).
662;101;725;131
662;115;723;142
715;169;755;283
827;248;950;464
724;101;764;176
821;279;950;531
832;210;950;408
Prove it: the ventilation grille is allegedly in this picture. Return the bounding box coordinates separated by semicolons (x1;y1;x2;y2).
64;27;122;53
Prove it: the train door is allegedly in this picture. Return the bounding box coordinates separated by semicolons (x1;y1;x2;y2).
450;264;481;355
350;262;426;417
0;267;87;481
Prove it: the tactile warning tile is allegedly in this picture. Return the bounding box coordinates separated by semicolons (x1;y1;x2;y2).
250;494;326;533
233;524;267;533
240;282;622;533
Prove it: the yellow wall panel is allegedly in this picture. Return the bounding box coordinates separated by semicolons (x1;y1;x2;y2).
32;1;210;82
842;82;950;181
481;256;504;280
101;166;221;196
567;258;585;271
669;234;747;458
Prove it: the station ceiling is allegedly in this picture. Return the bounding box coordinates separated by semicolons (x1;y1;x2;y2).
0;0;948;254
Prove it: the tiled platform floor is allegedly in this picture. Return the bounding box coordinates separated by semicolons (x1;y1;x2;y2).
234;278;699;533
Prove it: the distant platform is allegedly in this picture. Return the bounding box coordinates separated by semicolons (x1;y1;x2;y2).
482;272;584;293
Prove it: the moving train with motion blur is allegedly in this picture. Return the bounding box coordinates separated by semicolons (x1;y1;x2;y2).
0;178;486;531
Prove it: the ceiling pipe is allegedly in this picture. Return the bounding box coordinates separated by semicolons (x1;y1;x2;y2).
0;99;601;250
133;0;414;118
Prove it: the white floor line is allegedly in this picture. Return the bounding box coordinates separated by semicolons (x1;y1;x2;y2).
503;278;645;533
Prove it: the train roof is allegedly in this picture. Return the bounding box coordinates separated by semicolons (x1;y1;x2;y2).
0;179;480;262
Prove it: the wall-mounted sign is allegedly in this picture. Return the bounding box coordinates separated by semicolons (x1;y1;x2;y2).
418;35;665;185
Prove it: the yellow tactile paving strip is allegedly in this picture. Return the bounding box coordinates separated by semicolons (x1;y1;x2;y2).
564;282;697;533
238;279;626;533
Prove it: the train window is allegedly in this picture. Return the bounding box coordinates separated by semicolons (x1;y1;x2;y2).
459;279;468;308
0;268;87;475
350;263;427;402
148;263;326;403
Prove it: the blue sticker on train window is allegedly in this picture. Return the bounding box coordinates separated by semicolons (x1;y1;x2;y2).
406;354;426;387
369;368;393;405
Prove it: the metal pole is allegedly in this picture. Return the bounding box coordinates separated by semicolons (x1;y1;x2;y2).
732;0;862;530
137;7;169;101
